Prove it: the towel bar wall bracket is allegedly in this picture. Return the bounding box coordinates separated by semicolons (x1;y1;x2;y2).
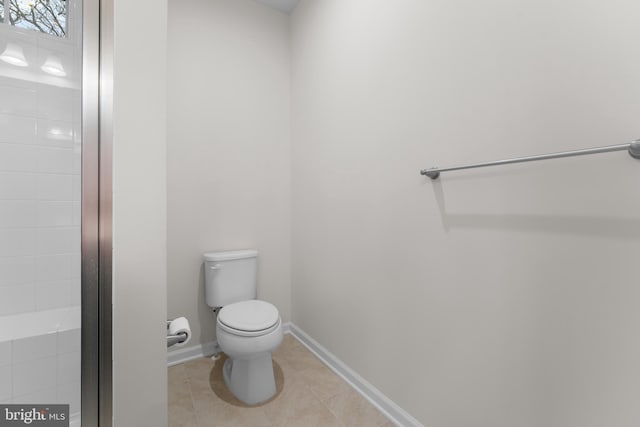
630;139;640;159
421;139;640;180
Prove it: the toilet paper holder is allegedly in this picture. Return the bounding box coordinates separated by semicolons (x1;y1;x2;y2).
167;320;189;348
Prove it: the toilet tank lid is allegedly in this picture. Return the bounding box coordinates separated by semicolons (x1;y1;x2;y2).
203;249;258;262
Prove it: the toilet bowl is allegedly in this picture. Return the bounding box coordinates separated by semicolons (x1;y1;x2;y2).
203;250;283;405
216;300;283;405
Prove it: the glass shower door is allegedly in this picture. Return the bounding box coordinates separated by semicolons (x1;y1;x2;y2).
0;0;83;424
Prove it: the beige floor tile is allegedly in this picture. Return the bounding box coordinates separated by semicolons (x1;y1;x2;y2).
282;404;344;427
168;366;198;427
263;378;327;425
185;356;277;427
274;339;325;373
184;357;216;383
325;388;390;427
296;363;352;402
168;334;390;427
169;406;199;427
271;353;297;378
272;334;302;356
169;380;192;406
168;381;198;427
188;377;216;408
169;400;198;427
194;399;272;427
168;364;187;385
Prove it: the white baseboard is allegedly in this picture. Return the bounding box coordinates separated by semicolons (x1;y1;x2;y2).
167;321;421;427
167;322;292;367
282;321;291;335
167;340;219;367
289;324;424;427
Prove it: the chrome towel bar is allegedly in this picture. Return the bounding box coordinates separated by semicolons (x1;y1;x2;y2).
167;333;188;348
421;139;640;179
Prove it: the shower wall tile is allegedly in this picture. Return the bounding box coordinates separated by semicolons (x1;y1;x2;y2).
70;255;81;279
70;280;81;306
56;351;80;384
57;329;80;354
36;280;71;310
0;173;37;200
13;356;55;397
36;255;72;282
70;228;81;253
0;341;11;366
37;174;73;201
37;119;74;149
0;144;39;172
36;147;74;174
0;114;37;145
71;149;81;175
0;330;80;407
0;85;37;117
37;86;73;122
1;26;81;417
71;90;81;119
37;201;74;227
0;77;80;317
12;387;57;405
0;201;37;227
0;257;35;286
13;333;57;363
72;176;81;201
0;229;36;257
0;285;35;315
0;365;11;402
57;381;80;413
71;202;81;226
37;228;77;255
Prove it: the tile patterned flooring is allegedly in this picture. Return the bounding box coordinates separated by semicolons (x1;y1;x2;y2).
168;334;394;427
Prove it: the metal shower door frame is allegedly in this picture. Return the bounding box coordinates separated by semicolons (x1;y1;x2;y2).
82;0;113;425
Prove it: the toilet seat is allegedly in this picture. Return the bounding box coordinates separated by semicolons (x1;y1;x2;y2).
218;300;280;337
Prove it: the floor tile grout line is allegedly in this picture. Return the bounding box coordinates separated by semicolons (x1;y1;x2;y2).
169;365;200;427
301;380;343;427
303;371;351;410
185;372;204;427
323;389;392;427
315;387;348;427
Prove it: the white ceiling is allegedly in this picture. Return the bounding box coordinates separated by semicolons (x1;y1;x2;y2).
253;0;300;14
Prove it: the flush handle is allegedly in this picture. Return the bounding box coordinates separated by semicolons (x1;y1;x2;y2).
210;265;221;271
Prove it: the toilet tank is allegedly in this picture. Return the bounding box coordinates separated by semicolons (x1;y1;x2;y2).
203;249;258;308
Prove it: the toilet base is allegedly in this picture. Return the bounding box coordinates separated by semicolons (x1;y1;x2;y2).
222;352;276;405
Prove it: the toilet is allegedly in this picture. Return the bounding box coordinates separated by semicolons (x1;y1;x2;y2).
203;249;283;405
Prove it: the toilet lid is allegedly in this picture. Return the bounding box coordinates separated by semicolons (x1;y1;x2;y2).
218;300;280;332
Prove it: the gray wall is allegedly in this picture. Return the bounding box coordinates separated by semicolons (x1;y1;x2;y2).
290;0;640;426
167;0;291;347
112;0;168;424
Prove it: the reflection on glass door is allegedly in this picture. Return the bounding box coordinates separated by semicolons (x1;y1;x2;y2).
0;0;83;424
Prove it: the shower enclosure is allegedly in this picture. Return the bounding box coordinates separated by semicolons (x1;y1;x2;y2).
0;0;110;425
